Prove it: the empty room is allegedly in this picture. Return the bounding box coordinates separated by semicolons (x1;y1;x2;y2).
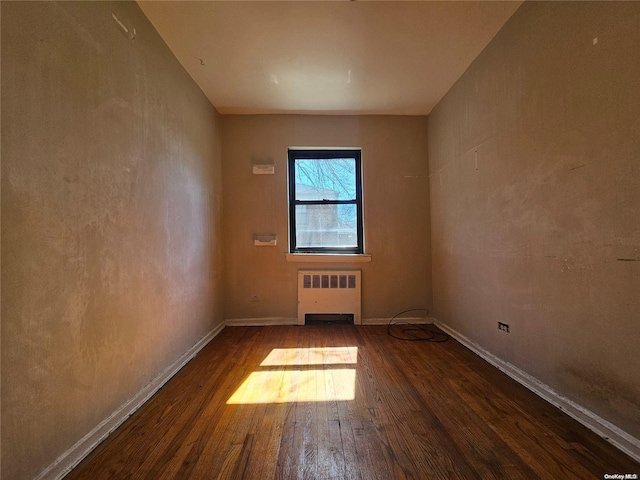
2;1;639;479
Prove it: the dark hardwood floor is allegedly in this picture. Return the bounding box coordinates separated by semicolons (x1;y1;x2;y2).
65;325;639;479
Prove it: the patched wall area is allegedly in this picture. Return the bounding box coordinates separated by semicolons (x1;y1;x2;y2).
429;2;640;439
1;2;224;479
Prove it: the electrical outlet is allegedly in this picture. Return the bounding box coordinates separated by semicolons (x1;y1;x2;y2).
250;294;260;302
498;322;510;333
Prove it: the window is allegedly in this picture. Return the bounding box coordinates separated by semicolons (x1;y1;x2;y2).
288;149;363;254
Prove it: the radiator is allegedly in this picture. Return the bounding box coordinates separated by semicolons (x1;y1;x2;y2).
297;270;362;325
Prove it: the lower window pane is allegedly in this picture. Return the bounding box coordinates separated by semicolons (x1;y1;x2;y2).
295;204;357;248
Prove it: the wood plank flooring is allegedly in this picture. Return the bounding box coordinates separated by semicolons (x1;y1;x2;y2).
65;325;639;479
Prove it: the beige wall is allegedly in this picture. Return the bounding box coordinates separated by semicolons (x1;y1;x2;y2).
429;2;640;438
222;115;431;322
1;2;224;479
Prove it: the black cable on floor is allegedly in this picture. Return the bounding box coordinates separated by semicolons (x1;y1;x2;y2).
387;308;449;342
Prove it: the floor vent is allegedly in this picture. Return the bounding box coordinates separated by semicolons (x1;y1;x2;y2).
305;313;355;325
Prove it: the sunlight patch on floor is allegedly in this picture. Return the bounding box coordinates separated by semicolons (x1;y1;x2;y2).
260;346;358;366
227;369;356;404
227;347;358;404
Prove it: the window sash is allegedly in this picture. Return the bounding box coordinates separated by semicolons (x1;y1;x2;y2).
288;149;363;254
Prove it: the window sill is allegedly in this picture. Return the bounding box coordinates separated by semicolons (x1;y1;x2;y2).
285;253;372;263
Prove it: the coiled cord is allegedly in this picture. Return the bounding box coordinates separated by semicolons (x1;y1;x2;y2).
387;308;449;342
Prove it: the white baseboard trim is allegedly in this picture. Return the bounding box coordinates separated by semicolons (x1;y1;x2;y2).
225;317;298;327
35;322;226;480
363;316;437;326
224;317;438;327
435;320;640;463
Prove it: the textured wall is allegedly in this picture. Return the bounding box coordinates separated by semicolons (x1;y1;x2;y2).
429;2;640;438
222;115;431;322
1;2;224;479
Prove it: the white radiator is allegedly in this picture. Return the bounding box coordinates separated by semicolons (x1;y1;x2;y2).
297;270;362;325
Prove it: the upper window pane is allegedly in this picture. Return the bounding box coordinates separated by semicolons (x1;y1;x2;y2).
294;158;356;201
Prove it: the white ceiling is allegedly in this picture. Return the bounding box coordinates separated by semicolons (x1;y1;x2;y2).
138;1;522;115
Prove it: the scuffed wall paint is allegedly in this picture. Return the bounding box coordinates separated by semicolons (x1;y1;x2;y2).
1;2;224;479
429;2;640;438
